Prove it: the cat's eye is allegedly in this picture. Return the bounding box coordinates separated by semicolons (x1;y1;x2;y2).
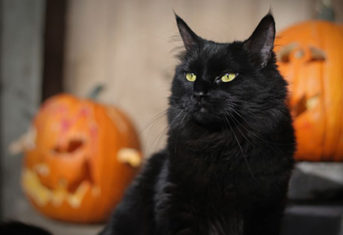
221;73;237;82
185;73;196;82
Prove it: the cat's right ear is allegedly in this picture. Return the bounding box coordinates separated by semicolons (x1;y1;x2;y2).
175;14;201;51
243;13;276;68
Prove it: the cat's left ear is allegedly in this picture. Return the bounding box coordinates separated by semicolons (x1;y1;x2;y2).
175;14;201;51
243;14;275;68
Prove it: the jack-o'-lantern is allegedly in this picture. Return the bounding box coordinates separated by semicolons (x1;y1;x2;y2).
22;94;142;223
275;21;343;161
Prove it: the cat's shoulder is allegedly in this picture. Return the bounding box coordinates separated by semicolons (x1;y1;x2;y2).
144;149;168;169
136;149;168;183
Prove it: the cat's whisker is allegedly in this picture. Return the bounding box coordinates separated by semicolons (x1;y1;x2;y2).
179;111;188;128
225;111;255;148
149;110;189;154
230;108;290;148
223;113;256;181
222;115;242;155
228;109;261;137
149;124;169;153
230;108;295;158
227;105;273;137
146;109;186;154
169;109;187;130
224;100;292;155
140;110;168;135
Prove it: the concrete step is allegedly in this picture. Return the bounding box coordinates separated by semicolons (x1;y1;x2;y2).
281;204;343;235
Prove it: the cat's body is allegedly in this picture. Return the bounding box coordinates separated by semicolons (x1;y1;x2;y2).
101;14;295;235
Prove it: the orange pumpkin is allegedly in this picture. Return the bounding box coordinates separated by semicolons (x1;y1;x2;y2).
275;21;343;161
22;94;142;223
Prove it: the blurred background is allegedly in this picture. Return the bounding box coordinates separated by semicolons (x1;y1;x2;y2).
1;0;343;234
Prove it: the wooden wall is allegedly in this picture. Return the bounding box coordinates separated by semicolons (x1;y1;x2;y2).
1;0;45;219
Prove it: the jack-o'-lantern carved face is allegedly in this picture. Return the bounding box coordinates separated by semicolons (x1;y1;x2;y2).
22;94;142;223
275;21;343;161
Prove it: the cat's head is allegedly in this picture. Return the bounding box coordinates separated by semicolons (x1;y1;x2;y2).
168;13;287;131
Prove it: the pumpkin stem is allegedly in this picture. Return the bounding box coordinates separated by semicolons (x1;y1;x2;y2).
317;0;335;21
87;84;105;101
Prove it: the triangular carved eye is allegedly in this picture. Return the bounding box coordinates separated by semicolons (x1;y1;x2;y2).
276;43;298;63
308;47;326;62
53;139;84;154
291;95;307;117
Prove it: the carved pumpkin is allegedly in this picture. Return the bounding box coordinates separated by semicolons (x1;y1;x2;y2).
275;21;343;161
22;94;142;223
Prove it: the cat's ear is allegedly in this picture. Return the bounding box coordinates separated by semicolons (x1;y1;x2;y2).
175;14;201;51
243;14;275;68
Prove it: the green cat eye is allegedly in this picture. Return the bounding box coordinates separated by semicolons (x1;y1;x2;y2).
185;73;196;82
221;73;237;82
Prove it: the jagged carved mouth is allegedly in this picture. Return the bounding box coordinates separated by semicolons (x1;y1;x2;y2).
22;147;142;209
22;167;99;208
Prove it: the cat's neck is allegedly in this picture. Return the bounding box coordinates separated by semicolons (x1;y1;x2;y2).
167;120;249;157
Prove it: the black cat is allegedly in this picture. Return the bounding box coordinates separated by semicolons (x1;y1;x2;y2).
100;13;295;235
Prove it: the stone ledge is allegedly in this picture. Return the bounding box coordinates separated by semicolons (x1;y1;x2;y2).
281;204;343;235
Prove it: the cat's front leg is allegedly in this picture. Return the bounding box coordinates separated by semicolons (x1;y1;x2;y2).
153;188;192;234
155;210;203;235
154;186;206;235
100;151;167;235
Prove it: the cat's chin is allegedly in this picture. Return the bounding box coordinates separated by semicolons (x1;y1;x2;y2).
191;111;223;130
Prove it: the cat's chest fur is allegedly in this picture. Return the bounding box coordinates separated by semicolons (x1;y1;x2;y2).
153;137;286;235
157;126;290;213
153;149;250;235
157;135;255;207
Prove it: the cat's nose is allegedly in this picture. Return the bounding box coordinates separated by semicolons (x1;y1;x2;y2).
193;91;207;101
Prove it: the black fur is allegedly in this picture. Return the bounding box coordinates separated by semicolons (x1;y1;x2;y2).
101;13;295;235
